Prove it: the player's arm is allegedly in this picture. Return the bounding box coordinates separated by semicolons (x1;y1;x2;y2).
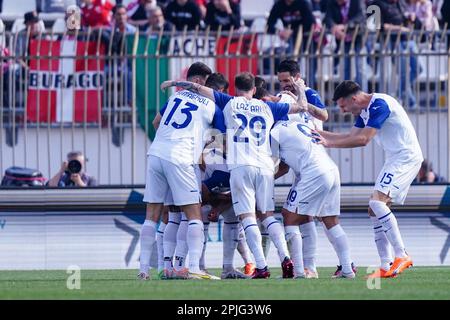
306;103;328;122
317;126;377;148
161;80;215;101
287;77;309;114
275;161;290;179
318;126;360;140
152;113;162;130
152;102;168;130
319;98;390;148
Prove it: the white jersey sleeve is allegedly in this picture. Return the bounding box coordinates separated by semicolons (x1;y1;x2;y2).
215;92;289;172
149;90;226;165
354;93;423;162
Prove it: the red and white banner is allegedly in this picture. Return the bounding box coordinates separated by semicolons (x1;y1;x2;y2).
27;39;104;123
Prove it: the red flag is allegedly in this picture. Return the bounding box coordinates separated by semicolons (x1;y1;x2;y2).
27;39;104;123
215;34;258;95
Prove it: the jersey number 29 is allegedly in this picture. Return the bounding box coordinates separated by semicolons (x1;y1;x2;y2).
233;114;267;146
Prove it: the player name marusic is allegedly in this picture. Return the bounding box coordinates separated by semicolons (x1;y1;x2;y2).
177;304;211;318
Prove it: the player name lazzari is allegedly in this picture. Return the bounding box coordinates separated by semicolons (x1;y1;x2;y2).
177;304;272;318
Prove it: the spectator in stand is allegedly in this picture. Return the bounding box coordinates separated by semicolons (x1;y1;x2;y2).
312;0;329;13
157;0;171;8
1;45;11;107
104;4;137;106
442;0;450;48
205;0;241;31
266;0;318;86
108;4;137;52
127;0;157;31
405;0;436;30
415;159;445;183
48;151;97;187
148;5;174;31
15;11;43;60
80;0;114;28
164;0;202;30
324;0;365;85
373;0;419;108
196;0;208;18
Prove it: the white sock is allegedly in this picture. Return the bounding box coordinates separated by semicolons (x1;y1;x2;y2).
258;222;271;258
187;219;204;273
328;224;353;274
370;215;393;270
299;221;317;272
200;222;209;270
139;220;157;273
163;212;180;270
223;221;239;270
322;223;338;252
174;213;188;271
285;225;304;276
236;224;253;264
156;222;166;272
262;216;290;262
242;217;267;269
369;200;407;258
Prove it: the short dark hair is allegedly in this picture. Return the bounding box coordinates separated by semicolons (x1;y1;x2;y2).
277;59;300;76
205;73;229;91
332;80;362;102
234;72;255;92
67;151;84;159
186;62;212;80
112;4;126;15
253;86;269;99
421;160;432;172
255;76;266;89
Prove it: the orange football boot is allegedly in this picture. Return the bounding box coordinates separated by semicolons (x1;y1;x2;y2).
365;268;390;279
385;255;413;277
243;263;256;276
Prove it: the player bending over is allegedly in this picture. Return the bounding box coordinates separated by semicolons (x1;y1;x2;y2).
317;81;423;278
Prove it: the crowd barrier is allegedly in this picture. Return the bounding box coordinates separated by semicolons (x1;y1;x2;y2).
0;26;449;184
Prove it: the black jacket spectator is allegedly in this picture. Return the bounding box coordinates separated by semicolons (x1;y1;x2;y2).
205;1;241;31
324;0;365;31
372;0;410;40
372;0;409;28
164;0;202;30
442;0;450;48
267;0;316;35
442;0;450;29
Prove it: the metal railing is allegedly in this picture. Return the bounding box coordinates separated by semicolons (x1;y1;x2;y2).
0;25;449;185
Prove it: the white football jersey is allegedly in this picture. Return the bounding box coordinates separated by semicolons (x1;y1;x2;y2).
354;93;423;162
271;117;337;178
149;90;225;166
213;91;290;172
277;86;326;129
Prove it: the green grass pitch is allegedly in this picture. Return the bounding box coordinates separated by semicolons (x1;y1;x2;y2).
1;267;449;300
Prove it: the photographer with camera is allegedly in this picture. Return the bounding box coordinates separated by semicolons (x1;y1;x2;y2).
47;151;97;187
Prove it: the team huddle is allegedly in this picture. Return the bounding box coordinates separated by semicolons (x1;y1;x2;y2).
137;59;423;280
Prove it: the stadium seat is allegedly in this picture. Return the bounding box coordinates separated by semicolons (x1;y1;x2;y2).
1;0;36;16
10;18;46;34
52;18;66;34
241;0;273;20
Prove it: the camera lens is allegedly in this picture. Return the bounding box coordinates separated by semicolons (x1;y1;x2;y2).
67;160;82;174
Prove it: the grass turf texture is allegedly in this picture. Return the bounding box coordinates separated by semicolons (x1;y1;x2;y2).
0;267;449;300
